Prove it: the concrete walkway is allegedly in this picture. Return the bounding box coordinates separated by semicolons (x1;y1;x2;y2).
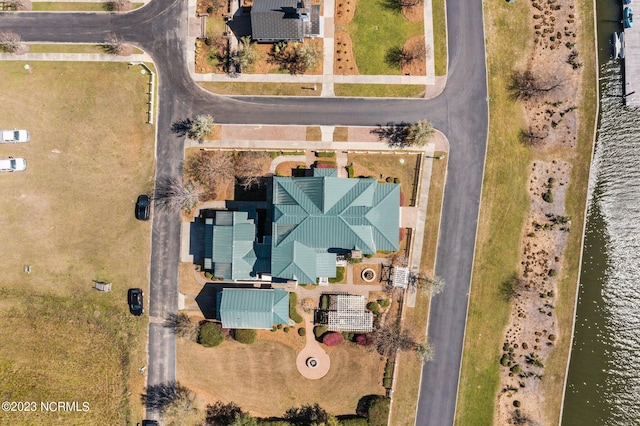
268;155;306;174
321;0;336;96
295;311;331;379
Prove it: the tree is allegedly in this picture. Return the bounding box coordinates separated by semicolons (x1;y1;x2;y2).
106;0;131;11
408;272;445;296
285;403;338;426
518;126;548;148
233;151;271;190
405;119;435;147
365;396;390;426
141;382;201;426
187;114;215;142
205;401;244;425
230;412;258;426
508;70;565;102
5;0;31;10
198;322;225;347
236;36;259;72
184;150;233;194
103;32;130;56
270;42;322;75
0;31;26;53
499;274;527;302
372;324;416;357
415;339;434;363
165;312;198;340
154;176;203;212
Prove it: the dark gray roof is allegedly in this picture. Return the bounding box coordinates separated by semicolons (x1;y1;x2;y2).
251;0;304;42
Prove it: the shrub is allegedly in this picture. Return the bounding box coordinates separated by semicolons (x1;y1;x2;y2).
339;418;368;426
393;177;400;184
366;396;390;426
329;266;346;283
277;323;283;330
198;322;225;347
315;151;336;158
314;325;328;338
320;294;330;310
204;271;213;279
378;298;390;308
542;190;553;203
382;377;391;388
513;400;521;407
355;334;373;346
289;292;303;323
298;327;306;337
385;176;393;183
233;328;257;344
548;269;558;277
322;332;345;346
367;301;380;315
283;326;290;333
500;354;510;367
342;331;355;342
347;164;355;178
315;161;337;168
271;326;277;332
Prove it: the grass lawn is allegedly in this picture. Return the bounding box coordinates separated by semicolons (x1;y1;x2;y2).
31;2;143;11
348;153;420;205
307;126;322;141
432;0;447;76
342;0;423;75
454;0;596;424
0;61;155;425
176;338;386;418
198;82;322;96
390;152;447;424
334;84;425;98
28;44;106;54
333;127;349;142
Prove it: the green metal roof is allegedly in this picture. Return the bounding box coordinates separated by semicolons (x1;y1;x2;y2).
205;211;259;280
219;288;290;329
271;176;400;283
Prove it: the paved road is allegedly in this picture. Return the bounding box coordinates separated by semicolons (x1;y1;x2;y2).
0;1;488;424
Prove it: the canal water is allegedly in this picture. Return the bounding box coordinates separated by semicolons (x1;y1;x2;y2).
561;1;640;421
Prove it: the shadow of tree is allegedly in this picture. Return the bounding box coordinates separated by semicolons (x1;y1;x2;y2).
379;0;402;12
171;118;193;137
141;382;181;411
370;122;410;148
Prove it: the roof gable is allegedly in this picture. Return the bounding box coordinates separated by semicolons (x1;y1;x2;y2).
219;288;290;329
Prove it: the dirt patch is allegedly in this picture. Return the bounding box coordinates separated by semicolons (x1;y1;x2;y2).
401;35;427;76
402;3;423;22
275;161;307;176
334;32;359;75
335;0;356;25
495;161;572;425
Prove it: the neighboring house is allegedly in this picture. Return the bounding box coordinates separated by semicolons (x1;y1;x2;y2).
216;288;291;329
320;294;374;333
271;168;400;284
203;211;270;281
250;0;320;43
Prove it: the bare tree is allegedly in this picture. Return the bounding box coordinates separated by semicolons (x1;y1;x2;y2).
105;0;132;11
103;32;130;55
234;151;271;190
398;0;423;6
164;312;199;340
236;36;259;73
519;126;549;148
408;272;445;296
5;0;31;10
415;339;434;363
154;176;203;213
0;31;27;53
508;70;565;102
372;324;416;357
499;274;527;302
405;119;435;147
270;42;322;75
141;382;201;426
187;114;215;142
184;150;233;194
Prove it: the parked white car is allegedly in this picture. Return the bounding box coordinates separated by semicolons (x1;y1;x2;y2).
0;157;27;172
1;129;30;143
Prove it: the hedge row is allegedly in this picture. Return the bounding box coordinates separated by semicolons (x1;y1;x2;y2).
289;292;304;323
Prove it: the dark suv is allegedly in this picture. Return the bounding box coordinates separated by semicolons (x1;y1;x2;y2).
128;288;144;316
135;195;151;221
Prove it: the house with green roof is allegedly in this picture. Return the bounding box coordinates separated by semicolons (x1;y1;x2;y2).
201;169;400;285
203;211;270;281
216;288;291;329
271;168;400;284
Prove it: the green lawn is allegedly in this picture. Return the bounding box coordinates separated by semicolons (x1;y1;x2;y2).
0;61;155;425
432;0;447;76
342;0;424;75
198;82;322;96
335;83;425;97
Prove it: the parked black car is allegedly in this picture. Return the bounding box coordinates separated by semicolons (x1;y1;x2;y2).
128;288;144;316
135;195;151;221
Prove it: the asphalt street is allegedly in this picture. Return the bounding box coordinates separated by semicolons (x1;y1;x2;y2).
0;0;488;423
